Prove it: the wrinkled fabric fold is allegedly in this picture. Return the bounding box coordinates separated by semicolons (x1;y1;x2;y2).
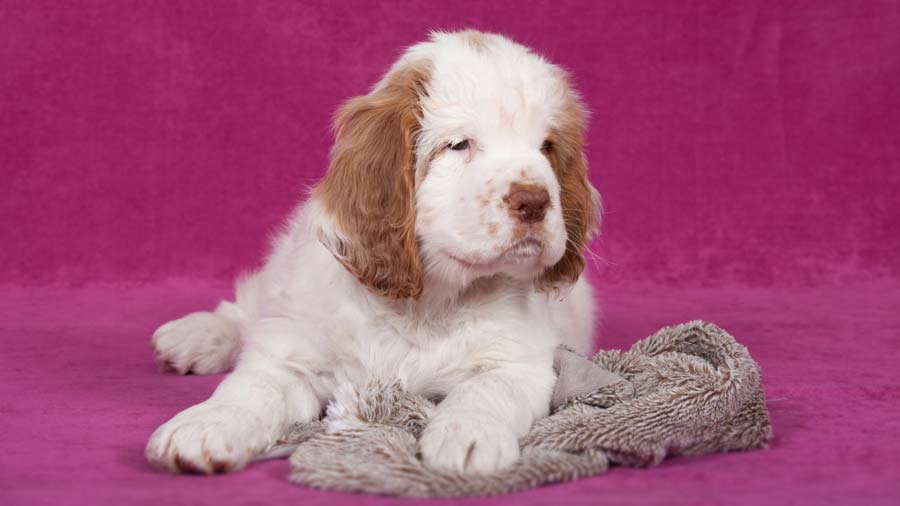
278;321;771;496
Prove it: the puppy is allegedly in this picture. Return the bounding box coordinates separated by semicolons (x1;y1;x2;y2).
147;30;601;475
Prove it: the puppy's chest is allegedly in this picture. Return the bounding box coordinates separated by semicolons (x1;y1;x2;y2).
340;315;494;397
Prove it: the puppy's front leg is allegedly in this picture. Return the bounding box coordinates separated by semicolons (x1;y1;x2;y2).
146;319;321;474
419;361;556;474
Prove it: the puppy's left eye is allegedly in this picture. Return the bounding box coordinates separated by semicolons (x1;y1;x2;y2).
541;140;553;154
449;139;470;151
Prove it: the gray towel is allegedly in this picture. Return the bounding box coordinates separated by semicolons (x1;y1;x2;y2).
269;321;771;496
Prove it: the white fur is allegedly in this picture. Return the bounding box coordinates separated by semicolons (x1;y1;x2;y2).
147;31;599;475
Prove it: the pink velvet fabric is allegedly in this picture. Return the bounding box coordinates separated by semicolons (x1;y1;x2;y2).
2;1;899;504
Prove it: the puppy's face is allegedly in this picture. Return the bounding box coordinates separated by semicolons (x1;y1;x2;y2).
414;38;593;285
316;31;599;299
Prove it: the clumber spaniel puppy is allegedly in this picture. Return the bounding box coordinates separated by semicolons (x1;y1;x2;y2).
147;30;601;475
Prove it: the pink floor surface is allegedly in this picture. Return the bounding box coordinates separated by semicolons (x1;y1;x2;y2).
2;278;898;505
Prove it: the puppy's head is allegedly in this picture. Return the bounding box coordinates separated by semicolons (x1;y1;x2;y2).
315;31;600;299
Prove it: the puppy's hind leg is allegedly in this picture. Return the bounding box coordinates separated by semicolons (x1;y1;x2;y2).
152;301;245;375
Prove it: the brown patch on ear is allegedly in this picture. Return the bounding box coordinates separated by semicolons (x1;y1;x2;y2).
314;64;431;299
537;85;600;290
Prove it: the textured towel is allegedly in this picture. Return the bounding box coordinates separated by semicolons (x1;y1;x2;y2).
270;321;771;496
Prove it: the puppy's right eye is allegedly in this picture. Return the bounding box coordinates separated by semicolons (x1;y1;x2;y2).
449;139;470;151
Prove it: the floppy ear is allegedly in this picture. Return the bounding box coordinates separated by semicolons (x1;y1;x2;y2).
538;90;601;290
313;65;430;299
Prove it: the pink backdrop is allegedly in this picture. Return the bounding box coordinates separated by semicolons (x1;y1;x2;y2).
4;0;898;285
2;1;899;505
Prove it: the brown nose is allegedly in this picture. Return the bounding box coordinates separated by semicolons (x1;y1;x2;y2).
504;183;550;223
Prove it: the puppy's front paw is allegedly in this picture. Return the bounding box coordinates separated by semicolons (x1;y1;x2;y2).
152;312;239;375
145;403;266;474
418;412;520;474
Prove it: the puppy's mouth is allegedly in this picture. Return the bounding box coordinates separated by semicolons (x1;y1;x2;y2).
445;238;545;270
502;238;543;260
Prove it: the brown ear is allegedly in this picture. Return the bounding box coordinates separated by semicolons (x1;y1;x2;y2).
538;90;601;290
313;65;430;299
